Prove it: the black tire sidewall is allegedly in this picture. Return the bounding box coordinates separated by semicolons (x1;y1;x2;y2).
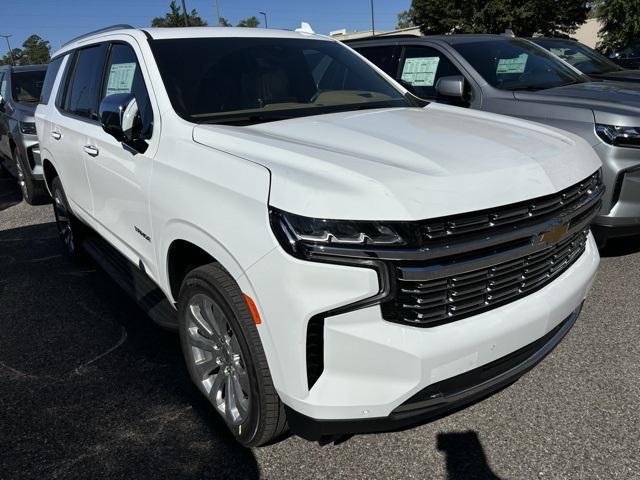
13;146;34;204
51;177;80;257
178;269;266;446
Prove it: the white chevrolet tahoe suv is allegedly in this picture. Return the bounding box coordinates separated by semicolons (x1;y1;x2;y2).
36;25;603;446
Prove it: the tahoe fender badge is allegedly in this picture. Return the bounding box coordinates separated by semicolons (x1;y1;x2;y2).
135;226;151;242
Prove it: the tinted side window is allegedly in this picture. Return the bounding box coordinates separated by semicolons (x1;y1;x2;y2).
356;45;399;76
40;56;64;104
101;43;153;138
400;46;462;99
63;44;107;120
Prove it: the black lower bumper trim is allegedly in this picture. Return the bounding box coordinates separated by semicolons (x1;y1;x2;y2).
285;306;581;441
591;223;640;241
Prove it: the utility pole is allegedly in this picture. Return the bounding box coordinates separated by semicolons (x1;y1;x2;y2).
0;35;15;65
215;0;221;26
260;11;268;28
181;0;190;27
370;0;375;36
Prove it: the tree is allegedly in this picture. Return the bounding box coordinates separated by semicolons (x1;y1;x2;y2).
151;0;208;27
597;0;640;52
411;0;590;37
0;35;50;66
0;49;23;66
397;9;415;29
20;35;50;65
236;16;260;28
219;16;232;27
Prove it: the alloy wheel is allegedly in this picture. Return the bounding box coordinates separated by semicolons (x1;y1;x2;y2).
53;189;75;254
185;293;250;426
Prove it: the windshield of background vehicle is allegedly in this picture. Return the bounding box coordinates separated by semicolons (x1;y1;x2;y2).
150;37;413;125
452;39;586;91
533;38;622;75
11;70;46;103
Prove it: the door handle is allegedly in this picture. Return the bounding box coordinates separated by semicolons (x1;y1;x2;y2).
83;145;99;157
51;131;61;140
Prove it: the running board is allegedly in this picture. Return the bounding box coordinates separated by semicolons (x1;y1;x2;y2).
82;235;178;331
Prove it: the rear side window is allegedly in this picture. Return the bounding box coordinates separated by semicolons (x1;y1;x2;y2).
356;45;399;76
101;43;153;138
40;56;64;104
63;44;107;120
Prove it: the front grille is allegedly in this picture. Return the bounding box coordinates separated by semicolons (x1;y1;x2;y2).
419;171;602;242
383;228;589;327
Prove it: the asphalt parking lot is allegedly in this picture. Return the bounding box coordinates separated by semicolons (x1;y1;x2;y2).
1;174;639;480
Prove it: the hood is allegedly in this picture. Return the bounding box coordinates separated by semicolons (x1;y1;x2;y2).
592;69;640;83
193;104;601;221
516;81;640;118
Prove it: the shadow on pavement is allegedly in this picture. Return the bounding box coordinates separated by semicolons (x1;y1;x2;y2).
437;431;504;480
600;234;640;258
0;222;259;479
0;176;22;212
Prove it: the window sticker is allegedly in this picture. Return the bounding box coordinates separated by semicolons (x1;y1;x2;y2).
401;57;441;87
496;54;528;74
105;62;136;95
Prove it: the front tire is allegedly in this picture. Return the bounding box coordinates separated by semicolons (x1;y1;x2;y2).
51;177;84;259
178;263;287;447
14;146;48;205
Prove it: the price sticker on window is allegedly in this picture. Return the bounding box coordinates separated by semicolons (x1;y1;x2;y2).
496;54;528;74
105;63;137;95
401;57;441;87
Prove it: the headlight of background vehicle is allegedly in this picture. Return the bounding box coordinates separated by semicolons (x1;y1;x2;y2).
19;121;37;135
270;208;408;258
596;124;640;148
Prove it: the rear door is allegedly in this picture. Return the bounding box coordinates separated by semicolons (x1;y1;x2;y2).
83;40;158;278
55;43;108;218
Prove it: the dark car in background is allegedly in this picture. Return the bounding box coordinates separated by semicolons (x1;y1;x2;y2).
0;64;49;204
608;41;640;70
531;37;640;83
348;34;640;246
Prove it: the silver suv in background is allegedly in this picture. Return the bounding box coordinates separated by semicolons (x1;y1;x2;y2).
349;35;640;247
0;64;49;204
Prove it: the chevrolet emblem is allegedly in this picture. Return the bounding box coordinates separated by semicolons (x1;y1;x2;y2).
540;223;569;244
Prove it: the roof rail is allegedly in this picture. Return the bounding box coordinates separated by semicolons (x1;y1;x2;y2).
62;24;135;48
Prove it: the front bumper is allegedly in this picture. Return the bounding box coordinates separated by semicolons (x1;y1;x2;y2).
286;306;581;440
593;142;640;234
245;232;599;427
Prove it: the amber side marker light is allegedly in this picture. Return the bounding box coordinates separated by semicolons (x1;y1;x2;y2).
244;294;262;325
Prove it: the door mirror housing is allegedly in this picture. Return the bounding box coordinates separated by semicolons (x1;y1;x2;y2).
99;93;140;143
435;75;465;99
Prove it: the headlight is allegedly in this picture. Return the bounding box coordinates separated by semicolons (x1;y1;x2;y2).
596;124;640;148
19;121;37;135
270;208;407;258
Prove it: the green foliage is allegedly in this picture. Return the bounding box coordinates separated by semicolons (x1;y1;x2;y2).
597;0;640;51
397;9;415;29
151;0;208;27
410;0;590;36
219;16;232;27
236;16;260;28
0;35;50;66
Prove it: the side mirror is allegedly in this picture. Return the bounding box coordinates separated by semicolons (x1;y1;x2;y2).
99;93;140;143
435;75;465;99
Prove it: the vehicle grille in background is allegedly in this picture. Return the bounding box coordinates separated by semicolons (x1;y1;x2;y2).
383;229;589;327
419;171;602;242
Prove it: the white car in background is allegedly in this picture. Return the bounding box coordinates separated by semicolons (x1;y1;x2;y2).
35;25;602;446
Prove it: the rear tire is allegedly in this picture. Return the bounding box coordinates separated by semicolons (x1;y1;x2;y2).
14;146;48;205
178;263;287;447
51;176;84;259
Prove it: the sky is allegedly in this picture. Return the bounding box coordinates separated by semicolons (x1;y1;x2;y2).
2;0;411;55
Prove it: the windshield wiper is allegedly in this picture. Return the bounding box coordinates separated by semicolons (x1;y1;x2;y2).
201;114;291;126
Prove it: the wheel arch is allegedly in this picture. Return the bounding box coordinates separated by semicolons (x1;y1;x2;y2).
42;157;58;194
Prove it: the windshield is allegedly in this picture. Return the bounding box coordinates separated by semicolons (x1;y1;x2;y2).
452;38;585;91
533;38;622;75
150;37;413;125
11;69;46;103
